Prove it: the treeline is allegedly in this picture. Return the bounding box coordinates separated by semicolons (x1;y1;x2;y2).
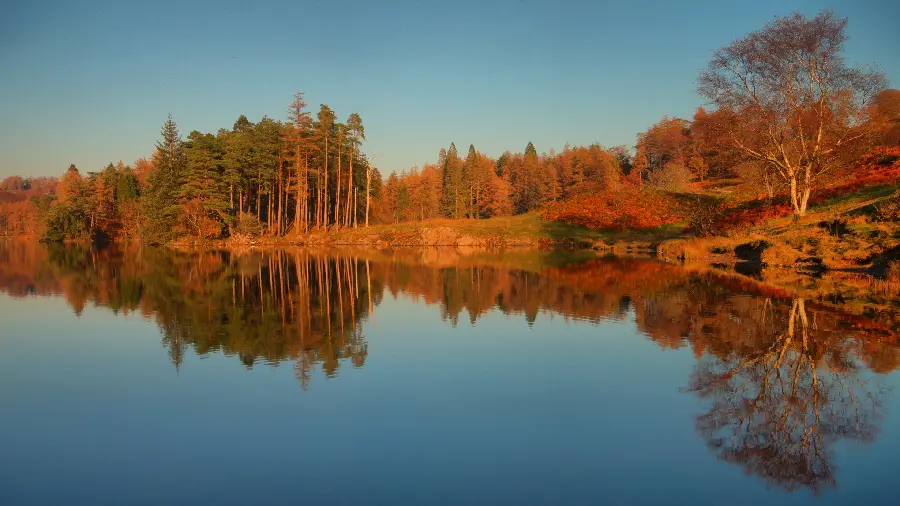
2;93;376;243
377;142;631;224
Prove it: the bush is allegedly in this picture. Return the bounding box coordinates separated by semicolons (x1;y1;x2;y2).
542;189;680;231
683;195;725;236
871;190;900;222
234;213;264;237
647;161;692;192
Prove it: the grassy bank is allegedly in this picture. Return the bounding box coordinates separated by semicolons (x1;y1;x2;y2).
657;183;900;276
233;181;899;281
272;212;685;251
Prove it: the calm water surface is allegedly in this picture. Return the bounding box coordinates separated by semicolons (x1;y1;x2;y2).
1;241;900;505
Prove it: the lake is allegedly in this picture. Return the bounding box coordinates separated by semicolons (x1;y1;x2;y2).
2;240;900;505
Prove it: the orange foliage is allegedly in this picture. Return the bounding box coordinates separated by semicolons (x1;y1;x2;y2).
542;188;680;230
713;147;900;231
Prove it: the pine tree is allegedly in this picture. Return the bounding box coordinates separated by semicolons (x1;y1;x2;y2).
116;168;139;202
441;143;463;218
515;142;545;213
463;144;478;218
346;113;364;227
396;181;410;222
286;92;312;232
143;115;187;244
314;105;336;227
182;131;230;233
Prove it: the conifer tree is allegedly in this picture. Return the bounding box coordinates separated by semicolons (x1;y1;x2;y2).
182;131;230;232
463;144;478;218
441;143;463;218
346;113;364;227
143;115;187;244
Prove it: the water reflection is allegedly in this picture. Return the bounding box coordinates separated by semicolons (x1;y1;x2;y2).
1;240;899;495
687;298;882;493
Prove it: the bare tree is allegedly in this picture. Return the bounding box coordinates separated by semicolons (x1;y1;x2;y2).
698;11;886;216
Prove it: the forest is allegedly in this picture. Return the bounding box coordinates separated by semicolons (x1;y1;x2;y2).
0;11;898;248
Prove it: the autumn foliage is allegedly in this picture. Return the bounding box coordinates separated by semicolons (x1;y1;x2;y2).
541;188;681;231
709;146;900;232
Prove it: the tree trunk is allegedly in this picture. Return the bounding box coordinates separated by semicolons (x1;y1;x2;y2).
294;167;302;234
324;136;329;227
346;146;353;226
365;166;371;227
277;163;283;236
336;135;342;229
316;162;321;229
789;175;806;217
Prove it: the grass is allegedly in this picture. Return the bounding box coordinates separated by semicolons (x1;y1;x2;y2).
313;212;685;248
658;182;900;275
274;181;898;279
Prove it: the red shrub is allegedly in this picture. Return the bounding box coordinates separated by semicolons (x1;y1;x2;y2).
542;189;680;230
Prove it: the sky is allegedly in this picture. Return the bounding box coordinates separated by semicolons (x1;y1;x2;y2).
1;0;898;178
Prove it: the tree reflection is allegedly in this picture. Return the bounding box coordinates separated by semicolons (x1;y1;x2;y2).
1;241;899;492
686;298;882;493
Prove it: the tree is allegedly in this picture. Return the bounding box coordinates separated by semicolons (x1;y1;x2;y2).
314;105;336;228
635;117;692;184
116;168;139;203
181;131;230;237
698;11;886;216
515;142;546;213
463;144;479;218
481;161;513;218
286;92;312;233
441;143;463;218
396;181;410;223
346;113;365;227
364;155;381;228
1;176;26;191
872;89;900;145
383;172;399;223
48;164;93;240
143;115;187;244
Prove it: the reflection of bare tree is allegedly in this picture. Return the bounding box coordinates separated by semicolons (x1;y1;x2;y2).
687;298;882;493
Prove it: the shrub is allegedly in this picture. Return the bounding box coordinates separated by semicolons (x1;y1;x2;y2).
683;195;726;236
234;214;264;237
871;190;900;223
542;189;680;231
647;161;692;192
760;243;802;266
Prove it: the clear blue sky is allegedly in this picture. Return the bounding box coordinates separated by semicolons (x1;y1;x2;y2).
1;0;897;178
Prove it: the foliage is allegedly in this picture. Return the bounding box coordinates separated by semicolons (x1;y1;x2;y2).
542;188;680;231
683;195;726;237
872;190;900;223
234;213;265;237
42;203;89;242
647;160;692;191
142;115;187;244
698;10;887;217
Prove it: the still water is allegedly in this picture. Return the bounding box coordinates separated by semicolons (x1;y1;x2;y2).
1;241;900;505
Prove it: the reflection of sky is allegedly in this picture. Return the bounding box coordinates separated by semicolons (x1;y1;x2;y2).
2;292;900;506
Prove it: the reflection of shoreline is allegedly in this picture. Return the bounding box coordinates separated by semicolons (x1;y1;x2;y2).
3;241;899;494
